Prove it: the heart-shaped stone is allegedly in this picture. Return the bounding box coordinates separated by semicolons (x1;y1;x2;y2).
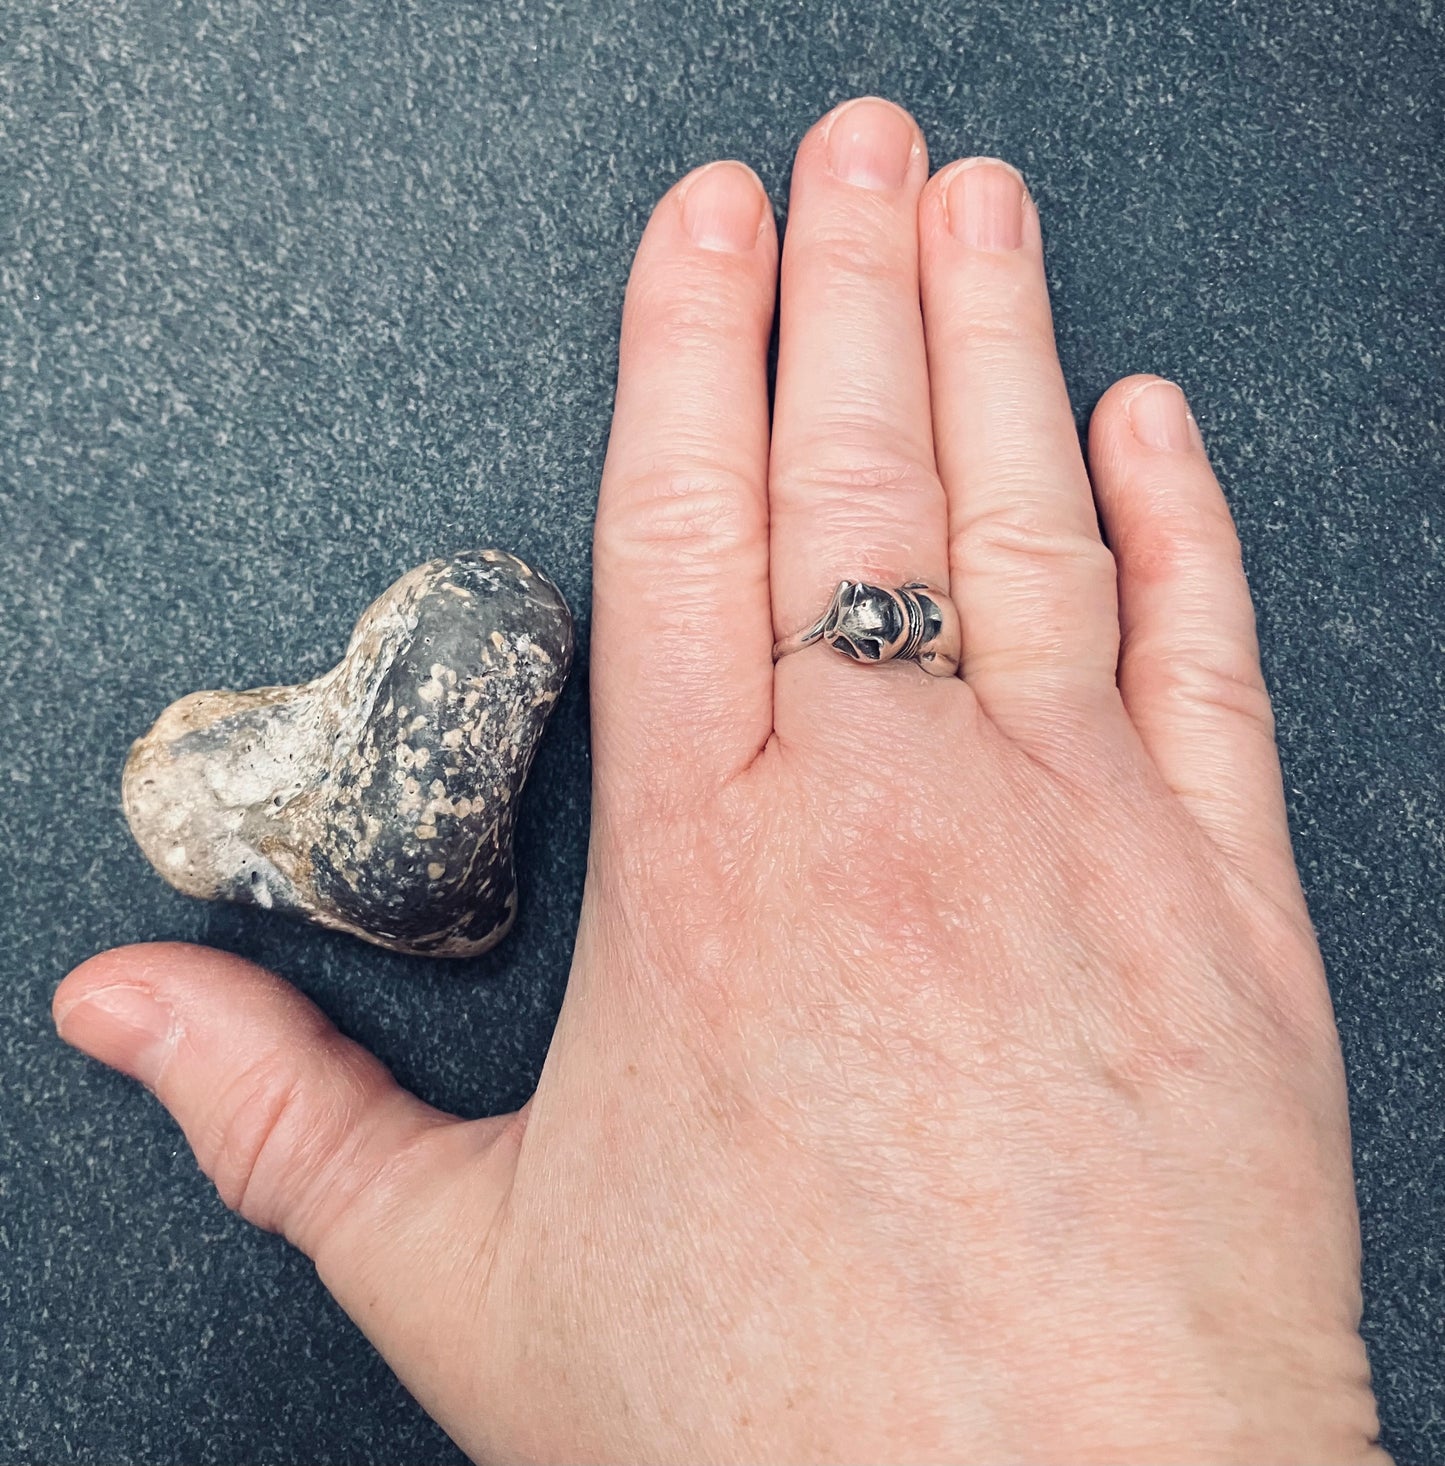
123;550;573;958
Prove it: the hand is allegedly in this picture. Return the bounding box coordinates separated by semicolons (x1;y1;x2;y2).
55;98;1386;1464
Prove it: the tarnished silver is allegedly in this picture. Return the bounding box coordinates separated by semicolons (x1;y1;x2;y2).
773;580;960;677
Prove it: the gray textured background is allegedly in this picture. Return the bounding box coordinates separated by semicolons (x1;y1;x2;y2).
2;1;1441;1462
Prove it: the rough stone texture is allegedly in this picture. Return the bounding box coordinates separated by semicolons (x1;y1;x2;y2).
0;2;1440;1463
124;551;573;957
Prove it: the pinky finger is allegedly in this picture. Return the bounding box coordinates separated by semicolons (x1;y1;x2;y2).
1089;376;1302;907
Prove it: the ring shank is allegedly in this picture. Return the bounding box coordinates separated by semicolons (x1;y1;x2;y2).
772;623;825;660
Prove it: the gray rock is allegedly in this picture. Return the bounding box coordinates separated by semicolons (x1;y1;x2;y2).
122;551;573;958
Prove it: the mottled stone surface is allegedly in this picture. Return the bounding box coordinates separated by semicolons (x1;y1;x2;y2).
1;2;1440;1464
124;552;572;957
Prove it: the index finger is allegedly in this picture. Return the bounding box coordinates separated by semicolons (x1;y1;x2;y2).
590;161;779;805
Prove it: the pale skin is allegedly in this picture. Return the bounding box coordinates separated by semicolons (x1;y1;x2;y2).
54;99;1388;1464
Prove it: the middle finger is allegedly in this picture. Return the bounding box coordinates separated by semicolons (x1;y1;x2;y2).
769;99;950;711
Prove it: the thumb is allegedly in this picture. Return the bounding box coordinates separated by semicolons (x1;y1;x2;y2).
53;942;521;1427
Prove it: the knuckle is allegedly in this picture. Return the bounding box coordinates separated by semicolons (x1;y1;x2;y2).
1130;644;1276;738
933;278;1051;356
625;280;743;359
953;509;1117;591
204;1060;308;1223
203;1042;371;1232
774;443;943;519
1122;501;1244;588
796;223;908;287
598;463;761;565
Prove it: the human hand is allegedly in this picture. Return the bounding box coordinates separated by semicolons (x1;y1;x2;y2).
54;98;1386;1464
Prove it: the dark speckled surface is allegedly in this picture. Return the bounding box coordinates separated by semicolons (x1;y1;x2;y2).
2;2;1441;1462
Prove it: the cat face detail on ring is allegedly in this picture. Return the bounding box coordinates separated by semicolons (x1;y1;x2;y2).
820;580;941;663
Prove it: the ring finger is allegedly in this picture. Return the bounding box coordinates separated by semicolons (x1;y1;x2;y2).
769;98;951;727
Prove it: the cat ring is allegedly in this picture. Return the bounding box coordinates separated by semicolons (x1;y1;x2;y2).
773;580;960;678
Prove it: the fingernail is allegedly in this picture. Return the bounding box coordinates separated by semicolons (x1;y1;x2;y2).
825;98;917;191
1127;379;1197;452
944;160;1026;250
55;984;174;1088
681;161;767;253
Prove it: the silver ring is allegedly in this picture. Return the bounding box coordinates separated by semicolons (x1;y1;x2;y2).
773;580;960;678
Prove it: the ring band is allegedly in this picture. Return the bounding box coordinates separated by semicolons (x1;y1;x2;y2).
774;580;960;678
